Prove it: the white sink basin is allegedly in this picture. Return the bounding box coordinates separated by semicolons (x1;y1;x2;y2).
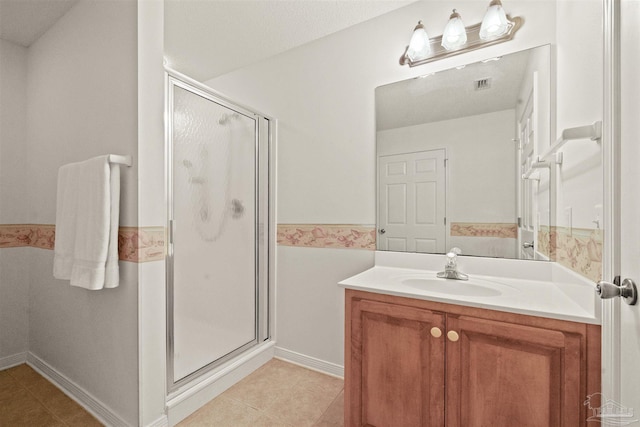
394;274;516;297
401;278;503;297
338;253;600;325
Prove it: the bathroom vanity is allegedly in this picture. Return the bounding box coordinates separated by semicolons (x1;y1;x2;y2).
340;252;601;427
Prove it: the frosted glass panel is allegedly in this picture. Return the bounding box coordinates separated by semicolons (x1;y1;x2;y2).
172;86;257;382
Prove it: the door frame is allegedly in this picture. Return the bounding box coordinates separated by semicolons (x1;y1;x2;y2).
602;0;620;402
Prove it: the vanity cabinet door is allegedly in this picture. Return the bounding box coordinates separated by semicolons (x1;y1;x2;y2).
445;315;583;427
346;298;446;427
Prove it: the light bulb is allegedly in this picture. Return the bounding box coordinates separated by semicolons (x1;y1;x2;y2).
406;21;431;62
480;0;509;40
442;10;467;51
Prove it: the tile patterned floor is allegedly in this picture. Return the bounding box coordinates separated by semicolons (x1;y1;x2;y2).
0;364;102;427
0;360;342;427
179;359;344;427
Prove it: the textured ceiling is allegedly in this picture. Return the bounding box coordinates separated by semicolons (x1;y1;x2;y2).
376;47;532;131
0;0;79;47
165;0;418;81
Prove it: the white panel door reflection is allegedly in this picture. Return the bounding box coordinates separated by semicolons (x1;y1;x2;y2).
378;149;446;253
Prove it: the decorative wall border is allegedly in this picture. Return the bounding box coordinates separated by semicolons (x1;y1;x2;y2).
554;227;603;283
276;222;601;282
277;224;376;250
0;224;165;263
538;225;602;283
450;222;518;238
0;224;55;250
118;226;165;263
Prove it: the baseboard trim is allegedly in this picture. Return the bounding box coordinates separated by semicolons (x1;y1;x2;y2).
0;352;28;370
274;347;344;378
146;415;169;427
27;352;130;427
166;341;275;426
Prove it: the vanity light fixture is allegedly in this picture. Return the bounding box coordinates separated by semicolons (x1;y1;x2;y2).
442;9;467;50
400;1;522;68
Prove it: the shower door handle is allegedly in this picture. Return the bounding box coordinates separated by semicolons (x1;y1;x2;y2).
169;220;175;245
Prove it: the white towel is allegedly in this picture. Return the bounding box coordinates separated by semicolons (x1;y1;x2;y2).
53;164;79;279
53;156;121;290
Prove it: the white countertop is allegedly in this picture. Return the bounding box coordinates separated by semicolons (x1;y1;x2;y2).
339;264;600;325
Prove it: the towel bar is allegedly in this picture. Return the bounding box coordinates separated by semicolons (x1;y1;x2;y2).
108;154;132;167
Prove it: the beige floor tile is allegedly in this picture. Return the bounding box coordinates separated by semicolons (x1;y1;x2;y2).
22;373;58;396
1;366;101;427
223;365;301;410
250;412;293;427
0;387;60;426
64;411;104;427
250;359;309;384
179;397;264;427
16;371;87;422
6;364;42;386
6;407;65;426
0;370;22;402
262;380;340;427
182;360;345;427
314;390;344;427
295;369;344;396
43;392;88;422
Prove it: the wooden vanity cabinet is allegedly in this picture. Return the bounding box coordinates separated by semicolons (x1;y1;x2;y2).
345;289;601;427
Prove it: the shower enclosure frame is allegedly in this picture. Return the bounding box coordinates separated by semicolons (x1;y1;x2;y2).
164;69;275;394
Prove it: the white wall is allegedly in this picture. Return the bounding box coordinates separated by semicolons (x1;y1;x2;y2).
555;0;603;230
207;1;556;367
23;1;139;424
0;39;28;223
137;1;167;425
0;39;29;363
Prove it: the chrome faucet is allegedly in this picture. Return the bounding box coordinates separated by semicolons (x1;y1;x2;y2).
437;247;469;280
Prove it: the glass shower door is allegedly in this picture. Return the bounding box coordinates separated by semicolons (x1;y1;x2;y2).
167;77;266;387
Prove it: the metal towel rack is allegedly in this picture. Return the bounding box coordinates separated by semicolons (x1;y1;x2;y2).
108;154;132;167
521;159;553;180
521;121;602;180
539;121;602;163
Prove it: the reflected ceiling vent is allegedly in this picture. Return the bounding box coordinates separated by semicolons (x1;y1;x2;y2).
474;78;492;90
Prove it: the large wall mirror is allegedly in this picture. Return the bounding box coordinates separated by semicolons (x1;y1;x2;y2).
376;44;552;260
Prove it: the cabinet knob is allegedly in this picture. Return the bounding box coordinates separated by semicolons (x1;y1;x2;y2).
447;331;460;342
430;327;442;338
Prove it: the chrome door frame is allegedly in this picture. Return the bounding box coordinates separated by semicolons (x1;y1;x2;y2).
164;69;274;393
